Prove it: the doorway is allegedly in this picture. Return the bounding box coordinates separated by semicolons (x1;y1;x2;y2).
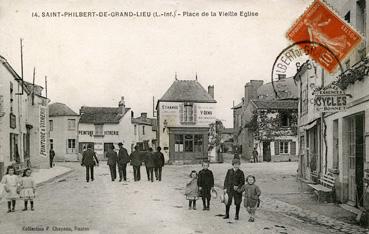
347;113;365;207
263;142;271;162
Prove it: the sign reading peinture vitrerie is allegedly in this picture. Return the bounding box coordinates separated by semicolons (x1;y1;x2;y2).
314;84;347;112
39;106;47;157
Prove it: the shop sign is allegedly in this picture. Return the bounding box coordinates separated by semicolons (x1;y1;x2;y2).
314;84;347;112
39;106;47;157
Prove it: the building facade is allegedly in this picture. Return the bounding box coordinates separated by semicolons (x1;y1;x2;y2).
233;78;298;162
78;97;135;160
48;102;80;161
0;56;49;180
157;79;216;164
296;0;369;211
132;112;157;151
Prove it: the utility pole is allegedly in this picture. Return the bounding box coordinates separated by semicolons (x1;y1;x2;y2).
32;67;35;105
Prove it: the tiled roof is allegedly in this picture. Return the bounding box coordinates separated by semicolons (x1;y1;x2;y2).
79;106;131;124
159;80;216;103
252;100;298;110
49;102;79;117
257;77;298;100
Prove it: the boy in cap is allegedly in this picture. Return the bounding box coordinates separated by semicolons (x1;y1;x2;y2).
197;161;214;210
223;158;245;220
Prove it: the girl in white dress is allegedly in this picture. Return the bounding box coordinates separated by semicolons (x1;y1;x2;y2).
20;168;36;211
1;166;20;213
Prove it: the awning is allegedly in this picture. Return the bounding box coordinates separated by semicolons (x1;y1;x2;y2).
300;119;319;130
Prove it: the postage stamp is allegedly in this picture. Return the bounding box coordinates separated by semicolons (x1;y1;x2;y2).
286;0;363;73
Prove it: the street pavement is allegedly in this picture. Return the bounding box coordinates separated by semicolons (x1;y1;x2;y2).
0;162;367;234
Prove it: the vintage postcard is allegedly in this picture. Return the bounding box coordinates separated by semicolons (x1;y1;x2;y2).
0;0;368;234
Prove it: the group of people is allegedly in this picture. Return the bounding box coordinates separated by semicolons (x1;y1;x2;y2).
185;159;261;222
80;143;165;183
1;166;36;213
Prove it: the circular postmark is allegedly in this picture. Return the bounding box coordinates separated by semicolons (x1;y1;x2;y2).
271;40;344;99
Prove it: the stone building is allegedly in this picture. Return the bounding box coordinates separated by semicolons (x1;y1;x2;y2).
131;112;157;151
48;102;80;161
0;55;49;179
156;78;216;163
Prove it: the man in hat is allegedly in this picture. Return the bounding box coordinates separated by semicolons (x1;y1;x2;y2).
252;147;259;163
117;142;130;181
129;145;142;181
81;143;99;183
106;144;118;181
153;146;165;181
223;158;245;220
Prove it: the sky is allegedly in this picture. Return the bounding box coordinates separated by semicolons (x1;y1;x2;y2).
0;0;311;127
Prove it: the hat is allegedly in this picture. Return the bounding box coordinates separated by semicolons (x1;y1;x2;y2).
232;158;241;165
118;142;123;146
220;191;228;204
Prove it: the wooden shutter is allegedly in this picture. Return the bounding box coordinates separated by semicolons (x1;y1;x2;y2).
274;141;279;155
179;103;184;123
290;141;296;155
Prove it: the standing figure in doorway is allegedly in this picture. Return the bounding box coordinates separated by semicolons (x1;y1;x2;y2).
223;159;245;220
117;142;130;182
106;145;118;181
81;144;99;183
252;147;259;163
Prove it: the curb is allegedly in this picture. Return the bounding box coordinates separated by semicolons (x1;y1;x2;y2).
36;168;74;188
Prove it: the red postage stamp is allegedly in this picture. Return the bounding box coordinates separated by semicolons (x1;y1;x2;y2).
287;0;363;73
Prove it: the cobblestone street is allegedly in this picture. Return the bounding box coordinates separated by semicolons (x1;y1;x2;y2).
1;161;366;234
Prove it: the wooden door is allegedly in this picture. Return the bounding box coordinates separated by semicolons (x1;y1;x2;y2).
348;117;356;205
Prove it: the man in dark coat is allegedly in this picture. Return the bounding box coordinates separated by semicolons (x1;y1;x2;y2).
130;146;142;181
223;158;245;220
106;145;118;181
197;161;214;210
81;144;99;183
153;146;165;181
49;148;55;168
117;142;130;182
144;148;155;182
252;147;259;163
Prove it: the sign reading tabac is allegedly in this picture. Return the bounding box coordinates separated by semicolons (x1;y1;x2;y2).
287;0;362;73
314;84;347;112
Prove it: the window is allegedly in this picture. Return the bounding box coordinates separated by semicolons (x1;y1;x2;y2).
95;124;103;135
134;125;137;135
67;139;76;154
10;82;13;113
184;134;194;152
280;112;290;127
68;119;76;130
49;120;53;131
142;126;145;135
180;103;196;124
175;135;184;152
279;141;289;154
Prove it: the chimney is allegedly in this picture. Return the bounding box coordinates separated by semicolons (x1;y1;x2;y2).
244;80;264;106
208;85;214;99
141;112;147;121
119;96;125;114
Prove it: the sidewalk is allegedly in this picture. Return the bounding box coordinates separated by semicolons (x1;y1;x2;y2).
0;166;73;201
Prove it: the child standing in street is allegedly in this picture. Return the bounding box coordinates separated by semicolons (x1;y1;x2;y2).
1;166;19;213
241;175;261;222
19;168;36;211
197;161;214;211
185;170;199;210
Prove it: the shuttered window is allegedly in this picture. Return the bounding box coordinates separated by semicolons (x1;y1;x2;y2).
274;141;279;155
180;103;196;124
